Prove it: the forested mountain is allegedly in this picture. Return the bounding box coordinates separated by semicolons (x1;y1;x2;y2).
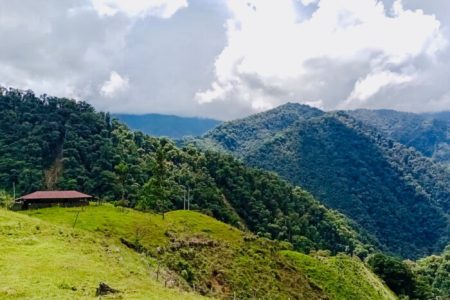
0;87;372;256
196;103;450;259
113;113;220;139
348;109;450;164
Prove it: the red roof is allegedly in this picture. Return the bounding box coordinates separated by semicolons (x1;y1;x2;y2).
18;191;93;200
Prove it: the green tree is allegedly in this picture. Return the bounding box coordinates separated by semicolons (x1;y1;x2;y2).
114;161;128;201
367;253;432;299
139;146;173;218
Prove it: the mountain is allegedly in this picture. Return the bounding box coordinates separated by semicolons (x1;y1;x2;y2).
347;109;450;164
0;88;373;257
196;103;450;259
113;113;221;139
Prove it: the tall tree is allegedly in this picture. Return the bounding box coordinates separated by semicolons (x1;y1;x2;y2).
139;145;173;218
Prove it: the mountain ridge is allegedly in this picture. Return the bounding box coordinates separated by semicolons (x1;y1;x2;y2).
195;103;450;258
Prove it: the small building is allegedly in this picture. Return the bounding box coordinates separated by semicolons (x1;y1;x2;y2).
14;190;92;210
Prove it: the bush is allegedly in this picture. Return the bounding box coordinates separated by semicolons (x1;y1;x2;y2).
0;190;13;209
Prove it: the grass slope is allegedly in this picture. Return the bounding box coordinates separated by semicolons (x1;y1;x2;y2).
281;251;397;300
20;205;396;299
0;208;204;299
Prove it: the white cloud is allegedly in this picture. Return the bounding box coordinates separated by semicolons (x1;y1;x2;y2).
100;71;129;97
301;0;319;6
91;0;188;18
1;0;450;119
347;71;414;103
196;0;446;114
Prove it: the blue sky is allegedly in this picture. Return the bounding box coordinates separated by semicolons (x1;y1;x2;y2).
0;0;449;120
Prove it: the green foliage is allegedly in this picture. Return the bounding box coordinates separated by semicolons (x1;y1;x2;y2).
197;103;450;258
366;253;432;299
348;109;450;164
203;151;374;255
0;88;371;256
0;190;13;209
139;144;176;217
412;245;450;298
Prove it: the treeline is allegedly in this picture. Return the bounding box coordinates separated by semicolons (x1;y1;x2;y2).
366;245;450;299
0;87;371;255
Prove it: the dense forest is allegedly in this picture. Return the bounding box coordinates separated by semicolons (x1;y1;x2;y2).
348;109;450;164
0;87;371;256
196;103;450;259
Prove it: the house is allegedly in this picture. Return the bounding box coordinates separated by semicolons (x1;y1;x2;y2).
14;190;92;210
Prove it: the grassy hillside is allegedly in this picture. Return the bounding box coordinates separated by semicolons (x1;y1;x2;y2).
16;204;395;299
281;251;397;300
197;104;450;258
0;208;203;299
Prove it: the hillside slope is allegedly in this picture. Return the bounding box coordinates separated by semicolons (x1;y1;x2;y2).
198;104;450;258
281;251;397;300
114;113;221;139
348;109;450;164
18;205;396;300
0;88;372;256
0;208;203;299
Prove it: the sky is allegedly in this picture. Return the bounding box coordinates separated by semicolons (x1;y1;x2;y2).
0;0;449;120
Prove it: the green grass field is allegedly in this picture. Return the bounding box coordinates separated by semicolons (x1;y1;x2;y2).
0;207;205;299
0;204;398;299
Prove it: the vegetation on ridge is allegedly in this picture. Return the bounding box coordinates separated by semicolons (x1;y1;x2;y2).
348;109;450;165
0;88;372;256
197;103;450;258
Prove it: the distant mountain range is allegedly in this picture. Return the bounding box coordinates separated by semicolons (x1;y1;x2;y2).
192;103;450;258
113;113;221;139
